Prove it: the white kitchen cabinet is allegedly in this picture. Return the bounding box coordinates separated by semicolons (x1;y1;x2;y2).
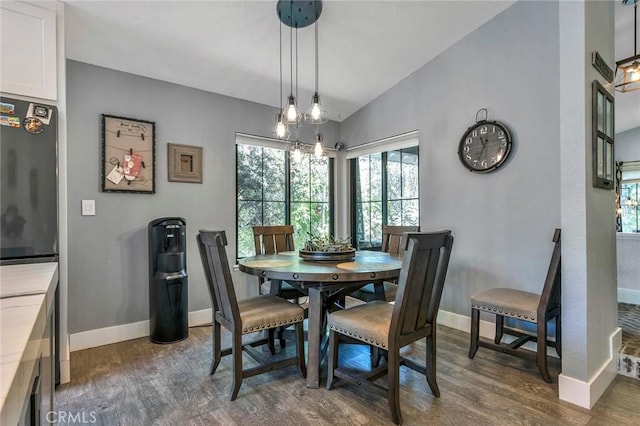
0;1;57;100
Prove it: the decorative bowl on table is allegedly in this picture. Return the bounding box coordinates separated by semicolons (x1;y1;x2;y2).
299;235;355;261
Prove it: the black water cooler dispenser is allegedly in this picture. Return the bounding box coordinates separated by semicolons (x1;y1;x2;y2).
148;217;188;343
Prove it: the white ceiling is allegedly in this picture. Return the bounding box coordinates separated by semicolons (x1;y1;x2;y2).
64;0;637;132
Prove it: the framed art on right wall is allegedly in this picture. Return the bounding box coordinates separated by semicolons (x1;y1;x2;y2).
592;80;615;189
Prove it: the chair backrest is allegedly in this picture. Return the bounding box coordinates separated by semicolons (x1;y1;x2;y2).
537;228;561;317
197;230;240;329
382;225;420;255
390;231;454;342
253;225;295;255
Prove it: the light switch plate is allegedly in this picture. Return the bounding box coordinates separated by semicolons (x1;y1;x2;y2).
81;200;96;216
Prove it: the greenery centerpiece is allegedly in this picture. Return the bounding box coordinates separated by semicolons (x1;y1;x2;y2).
300;233;355;261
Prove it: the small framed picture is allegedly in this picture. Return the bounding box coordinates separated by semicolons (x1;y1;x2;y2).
101;114;155;194
168;143;203;183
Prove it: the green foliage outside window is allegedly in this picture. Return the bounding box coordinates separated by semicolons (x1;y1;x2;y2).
236;144;333;258
352;146;419;249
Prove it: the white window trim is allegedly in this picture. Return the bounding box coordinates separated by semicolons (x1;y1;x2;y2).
236;132;337;159
621;160;640;183
345;130;419;159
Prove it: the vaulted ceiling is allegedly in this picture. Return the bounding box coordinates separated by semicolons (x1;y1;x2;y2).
64;1;638;132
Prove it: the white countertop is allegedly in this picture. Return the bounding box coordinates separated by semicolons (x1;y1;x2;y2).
0;262;58;424
0;262;58;298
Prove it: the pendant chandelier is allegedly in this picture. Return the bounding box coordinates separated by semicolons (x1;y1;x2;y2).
615;0;640;93
274;0;327;159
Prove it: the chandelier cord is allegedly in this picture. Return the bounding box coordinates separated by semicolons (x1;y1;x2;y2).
279;21;283;111
289;2;293;97
315;21;319;93
296;27;299;103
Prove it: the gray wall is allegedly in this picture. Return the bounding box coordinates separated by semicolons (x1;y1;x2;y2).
66;60;339;333
616;126;640;161
340;1;561;317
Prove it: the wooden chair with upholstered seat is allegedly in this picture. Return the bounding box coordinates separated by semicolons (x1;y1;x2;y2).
196;230;306;400
468;228;561;383
353;225;420;302
326;231;454;425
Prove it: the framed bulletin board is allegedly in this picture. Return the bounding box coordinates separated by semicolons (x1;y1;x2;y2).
101;114;156;193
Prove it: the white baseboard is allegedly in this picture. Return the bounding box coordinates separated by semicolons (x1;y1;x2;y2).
558;327;622;409
618;288;640;305
436;309;495;339
59;359;71;384
69;309;213;352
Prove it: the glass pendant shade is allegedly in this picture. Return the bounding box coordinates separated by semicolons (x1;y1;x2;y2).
307;92;328;124
284;95;301;124
290;139;303;162
616;58;640;93
274;113;288;139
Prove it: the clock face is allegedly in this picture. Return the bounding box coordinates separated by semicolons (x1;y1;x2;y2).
458;121;512;173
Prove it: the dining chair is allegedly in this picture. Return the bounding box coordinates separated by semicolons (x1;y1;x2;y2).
354;225;420;302
468;228;561;383
196;230;306;400
326;231;454;425
252;225;308;348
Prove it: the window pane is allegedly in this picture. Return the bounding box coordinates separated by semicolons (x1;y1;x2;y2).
310;157;330;202
605;142;613;180
237;145;263;200
402;199;420;225
597;137;604;178
402;150;419;199
264;201;285;225
621;183;639;233
597;91;604;132
357;156;371;202
356;202;371;247
388;200;401;225
291;202;311;248
371;201;383;245
388;151;402;200
237;200;262;258
310;202;331;238
291;156;310;202
605;98;613;138
263;147;286;201
370;153;383;201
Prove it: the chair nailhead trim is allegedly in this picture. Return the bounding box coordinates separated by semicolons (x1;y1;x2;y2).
329;324;386;348
471;303;536;322
243;315;304;333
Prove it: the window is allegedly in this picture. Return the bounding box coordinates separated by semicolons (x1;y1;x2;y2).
619;161;640;233
349;133;419;250
236;136;334;259
620;182;639;233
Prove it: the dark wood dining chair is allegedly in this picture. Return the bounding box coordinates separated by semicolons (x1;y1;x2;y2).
468;228;561;383
252;225;308;348
196;230;306;400
354;225;420;302
326;231;454;425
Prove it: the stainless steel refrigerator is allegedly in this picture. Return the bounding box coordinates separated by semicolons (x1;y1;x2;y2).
0;96;58;265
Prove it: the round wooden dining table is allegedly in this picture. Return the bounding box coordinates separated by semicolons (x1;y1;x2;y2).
238;250;403;388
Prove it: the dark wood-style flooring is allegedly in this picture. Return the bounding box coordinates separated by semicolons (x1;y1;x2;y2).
56;324;640;425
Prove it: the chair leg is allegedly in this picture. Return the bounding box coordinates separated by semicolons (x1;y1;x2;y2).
210;321;222;375
469;308;480;358
278;326;286;349
326;330;338;390
371;346;382;368
495;314;504;344
555;314;562;358
425;328;440;398
296;321;307;378
267;329;276;355
537;320;551;383
387;349;402;425
230;332;243;401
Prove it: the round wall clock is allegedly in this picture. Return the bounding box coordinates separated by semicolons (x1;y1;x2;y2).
458;109;513;173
